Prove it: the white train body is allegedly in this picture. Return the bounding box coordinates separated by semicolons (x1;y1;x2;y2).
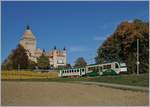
59;62;127;77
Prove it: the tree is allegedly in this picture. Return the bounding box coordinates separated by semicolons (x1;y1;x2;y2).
74;57;87;68
28;60;37;70
95;19;149;73
11;44;29;69
37;53;49;69
65;64;72;68
1;52;13;70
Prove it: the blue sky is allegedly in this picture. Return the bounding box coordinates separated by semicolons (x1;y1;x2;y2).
1;1;149;65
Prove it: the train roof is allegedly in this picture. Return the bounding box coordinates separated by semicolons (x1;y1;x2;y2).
87;62;120;66
60;67;85;70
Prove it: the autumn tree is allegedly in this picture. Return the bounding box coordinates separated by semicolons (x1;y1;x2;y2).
10;44;30;69
74;57;87;68
65;64;72;68
28;60;37;70
95;19;149;73
1;53;13;70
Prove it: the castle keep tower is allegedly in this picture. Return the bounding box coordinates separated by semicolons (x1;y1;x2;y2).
20;25;36;52
20;25;39;62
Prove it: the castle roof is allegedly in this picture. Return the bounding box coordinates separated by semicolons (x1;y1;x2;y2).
23;25;36;39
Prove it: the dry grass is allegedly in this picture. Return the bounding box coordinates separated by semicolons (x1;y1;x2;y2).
1;70;58;79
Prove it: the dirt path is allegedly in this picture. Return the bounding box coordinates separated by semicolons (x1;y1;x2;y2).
1;81;149;106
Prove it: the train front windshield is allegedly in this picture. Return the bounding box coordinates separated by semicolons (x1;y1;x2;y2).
120;63;127;72
120;63;127;68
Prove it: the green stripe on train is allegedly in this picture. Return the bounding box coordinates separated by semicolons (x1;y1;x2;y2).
86;71;99;77
86;69;117;77
102;69;117;76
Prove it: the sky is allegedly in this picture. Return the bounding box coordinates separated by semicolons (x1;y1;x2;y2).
1;1;149;65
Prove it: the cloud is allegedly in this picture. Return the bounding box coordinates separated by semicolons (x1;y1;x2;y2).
69;46;90;53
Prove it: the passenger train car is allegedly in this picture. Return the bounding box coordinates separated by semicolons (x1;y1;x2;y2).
58;62;127;77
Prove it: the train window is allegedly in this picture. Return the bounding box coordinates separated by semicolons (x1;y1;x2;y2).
77;69;79;72
96;66;99;70
107;65;111;69
82;69;84;72
103;65;111;69
103;65;107;69
99;67;102;71
115;63;119;68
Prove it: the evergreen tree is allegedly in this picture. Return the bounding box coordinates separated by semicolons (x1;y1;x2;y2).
28;60;37;70
37;53;49;69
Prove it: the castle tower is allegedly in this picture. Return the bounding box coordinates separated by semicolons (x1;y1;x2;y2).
49;46;67;68
20;25;37;62
63;47;67;66
20;25;36;54
19;25;67;67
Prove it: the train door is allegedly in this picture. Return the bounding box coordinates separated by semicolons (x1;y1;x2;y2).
79;69;82;76
114;62;120;74
98;66;103;75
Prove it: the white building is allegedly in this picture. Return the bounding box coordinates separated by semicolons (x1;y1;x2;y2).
19;25;67;68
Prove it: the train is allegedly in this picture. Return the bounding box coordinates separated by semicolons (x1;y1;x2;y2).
58;62;127;77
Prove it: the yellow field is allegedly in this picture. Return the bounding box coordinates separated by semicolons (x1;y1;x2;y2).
1;70;58;80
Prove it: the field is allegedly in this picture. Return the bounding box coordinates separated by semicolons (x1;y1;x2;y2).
1;81;149;106
1;70;58;79
1;71;149;87
2;71;149;106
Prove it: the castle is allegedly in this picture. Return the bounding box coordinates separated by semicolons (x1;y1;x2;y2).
19;25;67;68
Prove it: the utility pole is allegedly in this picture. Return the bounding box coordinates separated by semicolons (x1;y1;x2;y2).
137;39;140;75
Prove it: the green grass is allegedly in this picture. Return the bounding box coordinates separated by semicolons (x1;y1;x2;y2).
50;73;149;87
87;73;149;87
